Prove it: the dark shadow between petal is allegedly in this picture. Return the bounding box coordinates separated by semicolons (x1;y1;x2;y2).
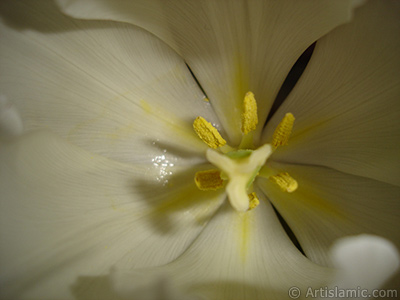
261;43;316;257
186;63;209;100
264;43;316;126
271;204;306;256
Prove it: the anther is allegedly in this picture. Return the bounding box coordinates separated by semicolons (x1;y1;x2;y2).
241;92;258;134
194;169;224;191
271;113;295;149
269;172;298;192
248;192;260;210
193;116;226;149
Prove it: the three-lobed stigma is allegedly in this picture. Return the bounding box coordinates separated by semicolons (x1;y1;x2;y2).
192;92;298;212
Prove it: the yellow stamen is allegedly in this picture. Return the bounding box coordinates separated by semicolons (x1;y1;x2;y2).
194;169;224;191
271;113;295;149
248;192;260;210
193;116;226;149
269;172;298;192
241;92;258;134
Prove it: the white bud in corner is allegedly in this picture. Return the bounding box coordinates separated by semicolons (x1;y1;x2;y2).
325;234;399;300
0;95;23;139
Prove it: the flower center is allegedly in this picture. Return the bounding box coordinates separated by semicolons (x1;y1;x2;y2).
193;92;298;212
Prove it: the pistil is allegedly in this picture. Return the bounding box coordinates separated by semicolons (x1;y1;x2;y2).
192;91;298;212
206;144;272;212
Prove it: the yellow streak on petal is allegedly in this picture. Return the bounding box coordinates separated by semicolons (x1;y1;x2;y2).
194;169;224;191
238;211;250;264
272;113;295;149
193;117;226;149
241;91;258;134
248;192;260;210
269;172;298;192
140;99;152;114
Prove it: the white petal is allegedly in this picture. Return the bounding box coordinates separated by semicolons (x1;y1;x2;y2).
108;197;333;300
56;0;360;145
262;1;400;186
330;235;399;294
110;269;200;300
0;131;224;299
0;0;221;165
257;162;400;268
0;94;23;139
